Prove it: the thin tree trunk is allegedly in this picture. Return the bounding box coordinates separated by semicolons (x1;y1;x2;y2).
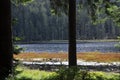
0;0;13;79
69;0;77;67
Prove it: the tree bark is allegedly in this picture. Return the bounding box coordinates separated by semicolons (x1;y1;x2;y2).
0;0;13;79
69;0;77;67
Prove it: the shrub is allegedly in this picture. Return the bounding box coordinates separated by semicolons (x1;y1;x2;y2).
75;71;120;80
115;36;120;51
6;67;120;80
56;67;79;80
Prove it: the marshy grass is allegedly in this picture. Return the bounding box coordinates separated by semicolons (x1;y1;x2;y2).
14;52;120;62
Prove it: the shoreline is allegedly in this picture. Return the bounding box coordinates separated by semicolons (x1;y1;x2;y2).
14;39;119;44
14;52;120;62
14;52;120;72
19;60;120;73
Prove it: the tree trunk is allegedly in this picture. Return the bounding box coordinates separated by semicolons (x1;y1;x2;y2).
68;0;77;67
0;0;13;79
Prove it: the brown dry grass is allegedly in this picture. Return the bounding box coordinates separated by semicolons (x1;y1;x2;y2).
77;52;120;62
14;52;120;62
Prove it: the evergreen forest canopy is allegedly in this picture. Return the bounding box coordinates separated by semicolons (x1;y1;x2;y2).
12;0;120;42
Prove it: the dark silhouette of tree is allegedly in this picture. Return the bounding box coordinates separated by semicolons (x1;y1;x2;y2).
0;0;13;79
69;0;77;67
50;0;77;67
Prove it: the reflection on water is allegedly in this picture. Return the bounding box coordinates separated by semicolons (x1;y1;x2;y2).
18;42;119;53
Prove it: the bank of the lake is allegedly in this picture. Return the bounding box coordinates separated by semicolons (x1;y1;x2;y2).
15;39;119;44
14;52;120;62
14;52;120;72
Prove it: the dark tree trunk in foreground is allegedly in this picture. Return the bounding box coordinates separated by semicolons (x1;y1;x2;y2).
0;0;13;79
69;0;77;67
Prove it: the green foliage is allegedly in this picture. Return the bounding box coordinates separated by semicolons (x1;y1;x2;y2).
6;66;120;80
13;45;24;54
11;0;34;5
115;36;120;50
13;37;24;54
12;18;18;25
74;0;120;26
13;37;21;42
84;72;105;80
106;2;120;26
7;66;58;80
50;0;68;15
56;67;79;80
57;69;120;80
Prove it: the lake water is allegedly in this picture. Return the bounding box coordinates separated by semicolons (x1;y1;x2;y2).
18;42;120;53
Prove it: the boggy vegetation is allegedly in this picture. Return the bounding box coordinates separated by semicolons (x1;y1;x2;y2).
14;52;120;62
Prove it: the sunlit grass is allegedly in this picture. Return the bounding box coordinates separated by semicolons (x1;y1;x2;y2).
8;66;120;80
14;52;120;62
12;66;58;80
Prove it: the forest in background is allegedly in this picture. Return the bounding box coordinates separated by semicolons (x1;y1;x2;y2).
11;0;120;42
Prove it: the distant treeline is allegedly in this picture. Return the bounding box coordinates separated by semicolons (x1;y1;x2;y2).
12;0;120;42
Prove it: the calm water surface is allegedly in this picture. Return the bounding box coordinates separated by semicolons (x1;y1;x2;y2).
18;42;119;53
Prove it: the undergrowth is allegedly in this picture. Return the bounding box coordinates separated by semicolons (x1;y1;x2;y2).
6;66;120;80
